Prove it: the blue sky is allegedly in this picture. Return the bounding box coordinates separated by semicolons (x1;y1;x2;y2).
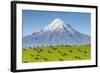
22;10;91;37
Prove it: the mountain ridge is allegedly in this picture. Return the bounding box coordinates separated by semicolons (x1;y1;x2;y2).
23;18;90;48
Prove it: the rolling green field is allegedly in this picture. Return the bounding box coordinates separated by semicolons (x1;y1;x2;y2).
22;45;91;63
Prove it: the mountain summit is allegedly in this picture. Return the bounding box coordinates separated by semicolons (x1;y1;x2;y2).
44;18;64;31
23;18;90;48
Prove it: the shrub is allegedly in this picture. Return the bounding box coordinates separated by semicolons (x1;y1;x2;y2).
43;58;48;61
84;51;87;53
36;50;40;53
24;61;28;63
78;49;82;52
40;49;43;51
52;48;57;50
59;58;64;61
61;53;67;56
23;48;26;51
69;50;72;52
65;45;71;47
74;56;81;59
34;57;39;60
58;51;62;53
37;47;39;49
29;47;31;48
48;51;52;53
30;54;34;57
49;45;53;47
36;54;39;56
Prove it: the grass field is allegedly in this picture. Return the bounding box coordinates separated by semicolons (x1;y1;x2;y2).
22;45;91;63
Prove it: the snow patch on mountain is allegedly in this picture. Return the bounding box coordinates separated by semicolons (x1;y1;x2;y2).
44;18;64;31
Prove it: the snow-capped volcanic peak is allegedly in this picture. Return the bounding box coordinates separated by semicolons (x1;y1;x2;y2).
23;18;90;48
44;18;64;31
